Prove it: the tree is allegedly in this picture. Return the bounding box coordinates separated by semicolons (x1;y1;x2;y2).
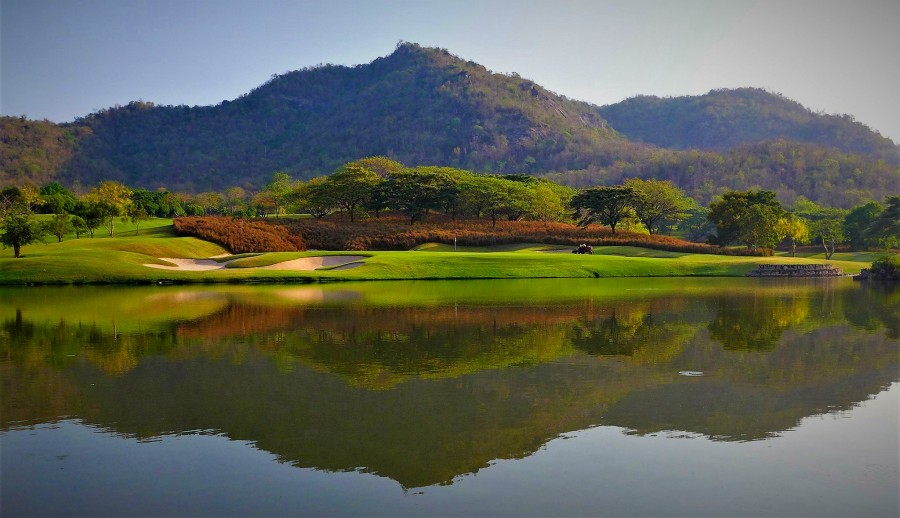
19;184;42;212
223;187;247;215
777;214;809;257
460;175;514;227
570;186;636;234
265;172;296;219
38;182;77;215
73;201;104;238
809;209;845;259
739;204;783;250
865;196;900;250
363;181;391;218
251;190;276;218
678;207;715;242
528;182;567;225
707;190;785;246
193;191;224;216
498;180;532;222
293;177;336;219
345;156;405;177
384;169;456;224
793;196;848;259
83;181;133;237
325;165;380;222
843;201;882;250
71;215;88;239
1;214;45;258
159;191;185;218
127;204;151;235
130;189;162;217
48;212;73;242
623;178;693;235
0;187;28;220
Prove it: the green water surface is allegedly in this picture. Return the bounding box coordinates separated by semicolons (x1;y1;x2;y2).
1;278;897;516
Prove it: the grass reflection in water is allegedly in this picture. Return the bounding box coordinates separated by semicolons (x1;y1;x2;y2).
1;278;897;489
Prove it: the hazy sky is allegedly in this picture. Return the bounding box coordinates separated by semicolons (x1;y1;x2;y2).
3;0;899;142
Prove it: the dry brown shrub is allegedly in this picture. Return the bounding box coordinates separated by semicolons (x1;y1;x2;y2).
272;214;769;256
173;216;306;253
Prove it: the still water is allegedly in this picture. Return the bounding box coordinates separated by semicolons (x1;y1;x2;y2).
1;278;898;516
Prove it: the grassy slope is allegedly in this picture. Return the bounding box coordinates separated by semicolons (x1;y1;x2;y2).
0;220;878;285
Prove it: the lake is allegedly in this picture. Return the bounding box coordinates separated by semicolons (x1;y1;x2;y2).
2;278;898;516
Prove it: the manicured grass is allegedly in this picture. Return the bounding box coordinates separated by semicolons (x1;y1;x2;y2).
0;220;882;285
775;250;886;262
412;242;565;253
34;214;177;239
329;250;870;281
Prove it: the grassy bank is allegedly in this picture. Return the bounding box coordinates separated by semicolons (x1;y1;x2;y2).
0;219;878;285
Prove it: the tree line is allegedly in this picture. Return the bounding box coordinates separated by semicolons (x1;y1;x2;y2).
1;156;897;258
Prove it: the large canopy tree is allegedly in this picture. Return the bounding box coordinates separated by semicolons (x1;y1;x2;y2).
264;172;296;219
570;186;636;234
623;178;693;235
843;201;883;250
1;213;45;258
777;214;809;257
384;168;458;223
83;180;133;237
325;165;380;222
866;196;900;250
293;177;337;219
707;190;785;247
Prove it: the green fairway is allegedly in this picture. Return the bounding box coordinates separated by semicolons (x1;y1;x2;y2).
0;220;883;285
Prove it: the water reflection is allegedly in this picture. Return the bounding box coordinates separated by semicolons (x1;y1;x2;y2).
1;279;897;489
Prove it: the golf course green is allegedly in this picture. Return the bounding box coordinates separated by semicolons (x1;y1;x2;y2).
0;218;881;285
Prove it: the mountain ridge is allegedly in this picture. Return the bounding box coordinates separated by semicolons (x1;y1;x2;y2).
597;87;898;163
1;43;897;207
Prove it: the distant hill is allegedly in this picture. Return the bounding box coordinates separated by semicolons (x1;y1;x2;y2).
598;88;899;164
0;117;79;187
0;44;897;207
54;43;636;191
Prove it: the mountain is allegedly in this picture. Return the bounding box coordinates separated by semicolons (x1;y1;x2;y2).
1;43;897;206
53;43;637;191
597;88;899;164
0;117;80;187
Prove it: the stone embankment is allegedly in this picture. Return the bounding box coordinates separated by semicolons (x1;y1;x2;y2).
747;264;844;277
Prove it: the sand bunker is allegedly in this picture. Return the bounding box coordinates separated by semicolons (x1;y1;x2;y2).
144;255;366;272
259;256;366;270
145;258;227;271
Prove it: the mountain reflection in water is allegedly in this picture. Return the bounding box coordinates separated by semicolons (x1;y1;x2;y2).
1;278;897;489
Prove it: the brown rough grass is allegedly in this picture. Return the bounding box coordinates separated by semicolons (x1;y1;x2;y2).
276;214;770;256
174;216;306;253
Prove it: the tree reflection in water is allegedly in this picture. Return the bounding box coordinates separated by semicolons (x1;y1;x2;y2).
2;279;897;488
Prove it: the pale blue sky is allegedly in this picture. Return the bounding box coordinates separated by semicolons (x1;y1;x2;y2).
3;0;899;142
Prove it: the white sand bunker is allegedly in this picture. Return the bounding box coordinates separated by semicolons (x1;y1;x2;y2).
144;255;366;272
259;256;366;270
145;258;226;271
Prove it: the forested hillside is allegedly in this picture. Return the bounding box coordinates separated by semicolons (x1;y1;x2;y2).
598;88;899;164
1;43;897;207
59;43;636;191
543;138;898;207
0;117;81;187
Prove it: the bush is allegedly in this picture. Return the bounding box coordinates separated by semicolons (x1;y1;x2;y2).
870;255;900;280
174;216;306;253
